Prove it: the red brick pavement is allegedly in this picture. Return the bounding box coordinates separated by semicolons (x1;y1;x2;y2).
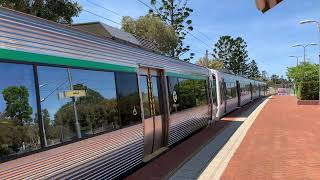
222;96;320;180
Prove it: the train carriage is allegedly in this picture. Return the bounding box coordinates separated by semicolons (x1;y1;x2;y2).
0;7;267;179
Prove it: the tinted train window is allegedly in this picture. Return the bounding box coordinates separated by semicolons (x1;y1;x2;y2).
115;72;142;127
38;66;77;146
226;82;237;99
167;76;179;113
194;80;208;106
167;76;208;113
0;62;40;159
178;78;196;111
70;69;120;137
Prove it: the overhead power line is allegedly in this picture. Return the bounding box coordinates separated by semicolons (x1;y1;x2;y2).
82;9;121;26
85;0;122;17
187;31;213;51
81;0;214;55
136;0;155;11
194;29;213;43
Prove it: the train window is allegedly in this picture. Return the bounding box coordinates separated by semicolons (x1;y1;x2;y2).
167;76;179;113
38;66;77;146
178;78;196;111
0;62;40;159
226;82;237;99
70;69;120;137
194;80;208;106
115;72;142;127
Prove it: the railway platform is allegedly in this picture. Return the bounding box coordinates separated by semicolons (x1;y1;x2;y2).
125;96;320;180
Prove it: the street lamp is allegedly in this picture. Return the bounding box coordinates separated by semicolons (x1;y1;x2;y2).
300;20;320;104
292;43;317;63
289;55;300;66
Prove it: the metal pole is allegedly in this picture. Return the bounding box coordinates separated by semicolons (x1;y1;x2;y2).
67;68;82;138
296;57;299;66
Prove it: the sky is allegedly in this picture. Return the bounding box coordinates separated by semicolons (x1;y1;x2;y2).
73;0;320;78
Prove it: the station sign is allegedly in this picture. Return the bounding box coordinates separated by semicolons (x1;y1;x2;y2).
59;90;86;99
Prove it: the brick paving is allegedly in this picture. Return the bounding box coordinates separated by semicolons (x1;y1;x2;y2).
222;96;320;180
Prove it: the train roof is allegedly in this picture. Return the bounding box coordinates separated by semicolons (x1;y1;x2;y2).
0;7;209;80
210;69;266;84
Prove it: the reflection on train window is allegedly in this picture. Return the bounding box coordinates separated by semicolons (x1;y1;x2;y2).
70;69;120;137
167;76;179;113
167;76;208;113
139;75;151;119
226;82;237;99
38;66;77;146
115;72;141;127
0;62;40;159
39;67;141;147
194;80;208;106
178;78;196;111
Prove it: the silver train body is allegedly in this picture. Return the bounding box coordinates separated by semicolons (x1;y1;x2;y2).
0;8;267;179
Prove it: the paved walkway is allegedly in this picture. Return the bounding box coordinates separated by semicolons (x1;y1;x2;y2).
171;97;269;180
221;96;320;180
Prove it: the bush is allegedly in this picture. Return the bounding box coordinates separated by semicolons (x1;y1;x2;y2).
298;81;319;100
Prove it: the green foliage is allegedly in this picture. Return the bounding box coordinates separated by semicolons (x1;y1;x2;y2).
2;86;33;125
150;0;194;61
196;57;224;70
121;15;178;56
248;60;261;79
287;62;319;100
0;0;82;24
178;79;196;109
54;84;119;137
213;36;250;75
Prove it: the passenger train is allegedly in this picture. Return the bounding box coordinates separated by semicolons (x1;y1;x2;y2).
0;8;267;179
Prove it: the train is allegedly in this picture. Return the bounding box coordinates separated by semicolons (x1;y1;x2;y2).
0;7;267;179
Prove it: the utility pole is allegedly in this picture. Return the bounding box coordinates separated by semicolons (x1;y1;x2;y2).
67;68;82;139
205;50;209;67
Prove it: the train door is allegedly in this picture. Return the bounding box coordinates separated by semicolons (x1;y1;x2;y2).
139;67;167;160
236;80;241;107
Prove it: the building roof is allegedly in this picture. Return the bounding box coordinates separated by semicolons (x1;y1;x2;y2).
72;22;159;52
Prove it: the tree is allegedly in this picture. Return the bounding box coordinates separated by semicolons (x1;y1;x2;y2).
213;36;249;75
2;86;33;125
122;15;178;56
150;0;194;61
248;60;261;79
270;74;281;84
196;57;224;70
0;0;82;24
54;84;119;136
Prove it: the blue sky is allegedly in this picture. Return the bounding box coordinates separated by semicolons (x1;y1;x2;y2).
73;0;320;78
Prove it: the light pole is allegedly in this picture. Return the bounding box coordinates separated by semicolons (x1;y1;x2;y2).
300;20;320;103
289;55;300;66
292;43;317;63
